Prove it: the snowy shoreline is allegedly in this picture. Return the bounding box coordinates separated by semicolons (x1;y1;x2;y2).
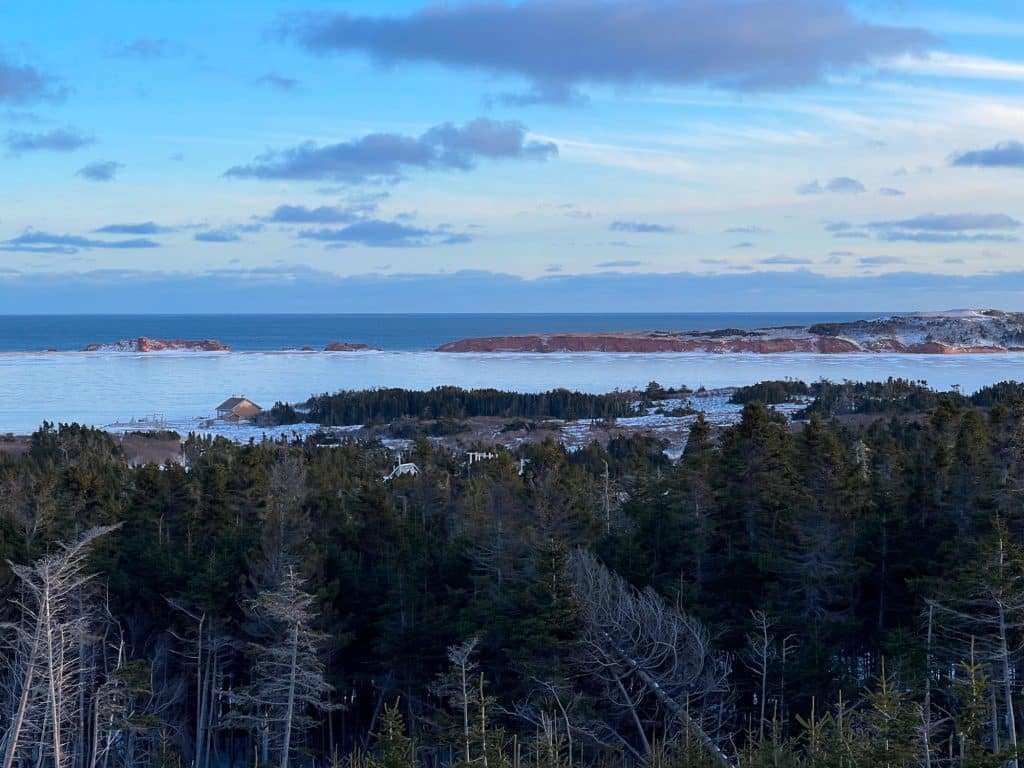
2;350;1022;436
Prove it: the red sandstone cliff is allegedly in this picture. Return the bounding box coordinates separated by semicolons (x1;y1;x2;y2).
436;311;1024;354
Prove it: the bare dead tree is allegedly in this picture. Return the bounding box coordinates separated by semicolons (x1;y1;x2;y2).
739;611;776;741
568;550;732;767
501;676;621;768
0;525;120;768
431;637;480;767
229;566;333;768
930;519;1024;768
166;599;231;768
263;455;309;584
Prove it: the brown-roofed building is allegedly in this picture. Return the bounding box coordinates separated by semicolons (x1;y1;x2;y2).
216;396;262;423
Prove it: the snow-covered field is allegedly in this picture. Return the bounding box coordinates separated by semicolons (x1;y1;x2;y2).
99;390;803;460
556;392;809;457
2;349;1023;435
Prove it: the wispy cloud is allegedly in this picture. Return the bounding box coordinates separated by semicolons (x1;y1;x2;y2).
298;219;472;248
760;254;813;265
868;213;1021;231
5;127;93;154
951;141;1024;168
94;222;172;235
596;259;645;268
0;54;64;104
256;73;300;91
108;36;184;59
76;160;123;182
859;256;906;266
724;225;771;234
609;220;677;234
194;223;263;243
877;232;1018;243
261;203;371;224
225;118;557;182
195;229;242;243
886;51;1024;82
867;213;1021;244
1;230;159;254
824;220;856;232
798;176;864;195
498;80;587;107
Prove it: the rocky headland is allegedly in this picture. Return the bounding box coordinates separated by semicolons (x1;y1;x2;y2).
323;342;379;352
81;337;231;352
436;310;1024;354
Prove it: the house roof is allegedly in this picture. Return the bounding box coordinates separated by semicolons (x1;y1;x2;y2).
216;397;256;411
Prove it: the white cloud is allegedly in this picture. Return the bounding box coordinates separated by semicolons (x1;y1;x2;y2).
886;52;1024;82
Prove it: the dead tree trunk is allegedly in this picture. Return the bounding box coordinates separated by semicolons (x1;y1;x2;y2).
1;526;120;768
569;550;732;767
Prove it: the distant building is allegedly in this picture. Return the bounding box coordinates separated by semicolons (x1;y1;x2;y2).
216;396;262;423
385;462;420;481
466;451;499;465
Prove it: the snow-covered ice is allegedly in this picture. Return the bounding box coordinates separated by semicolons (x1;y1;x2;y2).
1;349;1023;435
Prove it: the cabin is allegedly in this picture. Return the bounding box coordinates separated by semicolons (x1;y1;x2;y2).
216;396;262;423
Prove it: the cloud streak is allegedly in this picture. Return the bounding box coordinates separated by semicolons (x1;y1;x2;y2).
5;127;93;154
951;141;1024;168
225;118;557;182
280;1;932;98
859;256;906;266
256;73;300;91
866;213;1021;244
609;220;677;234
94;222;172;235
1;231;159;254
195;229;242;243
262;204;368;224
760;255;813;264
77;160;123;181
868;213;1021;231
194;223;263;243
797;176;865;195
298;219;472;248
109;37;184;59
0;54;62;104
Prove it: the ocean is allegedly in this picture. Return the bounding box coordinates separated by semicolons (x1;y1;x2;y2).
1;313;1022;435
0;312;881;352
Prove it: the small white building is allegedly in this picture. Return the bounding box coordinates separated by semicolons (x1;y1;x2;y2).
466;451;498;465
385;462;420;481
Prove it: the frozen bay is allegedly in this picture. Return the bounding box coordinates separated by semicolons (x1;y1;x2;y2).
2;350;1024;435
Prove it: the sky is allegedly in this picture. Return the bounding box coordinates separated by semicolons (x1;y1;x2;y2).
2;0;1024;312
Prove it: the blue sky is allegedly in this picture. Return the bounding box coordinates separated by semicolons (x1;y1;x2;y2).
3;0;1024;311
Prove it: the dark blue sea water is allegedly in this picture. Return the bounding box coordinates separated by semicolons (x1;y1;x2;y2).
0;313;884;352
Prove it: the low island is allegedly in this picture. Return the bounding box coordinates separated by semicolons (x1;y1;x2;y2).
436;309;1024;354
81;337;230;352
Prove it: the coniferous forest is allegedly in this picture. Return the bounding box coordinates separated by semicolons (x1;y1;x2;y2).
7;381;1024;767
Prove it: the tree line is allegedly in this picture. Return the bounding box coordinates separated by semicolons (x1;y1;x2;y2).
287;386;640;427
5;380;1024;766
